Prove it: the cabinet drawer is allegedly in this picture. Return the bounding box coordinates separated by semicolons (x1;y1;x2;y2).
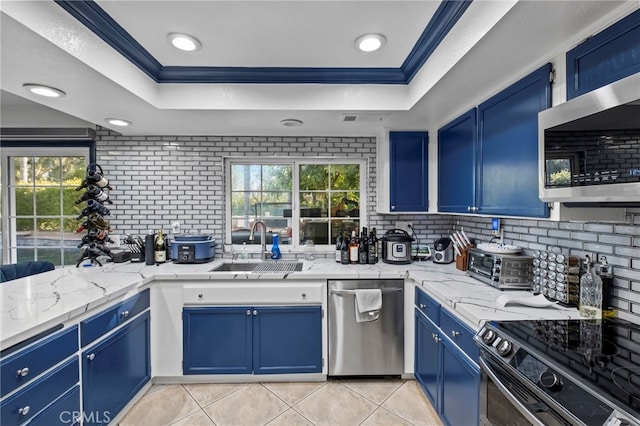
81;289;150;346
0;357;79;426
414;287;440;325
184;283;323;304
1;325;78;397
440;308;479;362
28;385;80;426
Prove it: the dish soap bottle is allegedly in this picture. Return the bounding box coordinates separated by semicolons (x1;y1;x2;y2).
271;234;281;260
579;255;602;319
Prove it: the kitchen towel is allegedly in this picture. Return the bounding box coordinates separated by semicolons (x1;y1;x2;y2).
355;289;382;323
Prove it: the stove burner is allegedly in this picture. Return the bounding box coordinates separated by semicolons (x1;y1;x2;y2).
612;367;640;402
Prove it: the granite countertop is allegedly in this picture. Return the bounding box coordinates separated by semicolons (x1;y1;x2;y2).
0;257;581;349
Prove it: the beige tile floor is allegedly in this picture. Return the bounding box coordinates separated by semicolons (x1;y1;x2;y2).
119;379;443;426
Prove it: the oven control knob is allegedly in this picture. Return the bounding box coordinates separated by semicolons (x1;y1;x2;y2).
495;259;502;265
539;371;562;392
496;339;513;356
494;267;501;274
482;329;497;345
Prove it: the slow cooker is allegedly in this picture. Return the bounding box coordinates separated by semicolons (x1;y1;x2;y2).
170;234;216;263
381;229;413;264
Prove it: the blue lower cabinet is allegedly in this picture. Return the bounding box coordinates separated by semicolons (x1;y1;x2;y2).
441;340;479;426
414;310;441;409
82;311;151;426
183;307;253;375
183;306;322;375
0;357;78;426
28;385;80;426
253;306;322;374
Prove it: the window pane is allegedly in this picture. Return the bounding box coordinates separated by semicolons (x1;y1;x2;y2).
16;248;35;263
301;219;329;245
330;164;360;190
14;157;33;183
62;187;83;216
300;165;328;190
63;218;81;236
37;248;62;265
231;165;261;191
262;165;292;191
16;219;34;236
231;191;261;219
63;157;86;181
64;249;82;266
34;157;62;185
36;187;61;215
300;192;327;217
330;192;360;217
331;219;360;244
15;187;35;215
36;217;61;246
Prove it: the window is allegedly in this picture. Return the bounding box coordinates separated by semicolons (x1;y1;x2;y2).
227;158;366;250
1;147;90;266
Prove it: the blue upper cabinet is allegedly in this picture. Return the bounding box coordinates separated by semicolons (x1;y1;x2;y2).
567;9;640;100
389;131;429;212
477;64;552;218
438;109;476;213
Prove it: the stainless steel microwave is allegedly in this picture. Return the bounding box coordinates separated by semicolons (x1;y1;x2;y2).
538;73;640;204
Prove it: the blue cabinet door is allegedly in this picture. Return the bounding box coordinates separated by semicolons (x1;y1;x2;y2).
437;109;476;213
183;307;252;375
253;306;322;374
477;64;551;218
441;339;479;426
567;9;640;100
414;309;441;411
82;311;150;426
389;131;429;212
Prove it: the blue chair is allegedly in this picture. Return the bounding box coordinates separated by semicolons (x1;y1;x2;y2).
1;261;55;283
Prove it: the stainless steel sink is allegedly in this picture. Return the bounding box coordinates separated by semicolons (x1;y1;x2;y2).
210;261;302;273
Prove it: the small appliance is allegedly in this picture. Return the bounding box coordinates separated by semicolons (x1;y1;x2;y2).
381;229;413;264
170;234;216;263
432;238;454;264
467;248;532;290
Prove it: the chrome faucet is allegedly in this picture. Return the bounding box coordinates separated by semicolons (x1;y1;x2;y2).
249;221;270;260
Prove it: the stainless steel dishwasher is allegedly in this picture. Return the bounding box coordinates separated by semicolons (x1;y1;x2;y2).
328;279;404;376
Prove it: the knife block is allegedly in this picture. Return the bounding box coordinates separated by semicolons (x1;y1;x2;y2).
455;245;474;271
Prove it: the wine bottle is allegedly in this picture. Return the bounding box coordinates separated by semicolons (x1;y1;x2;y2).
154;229;167;263
145;231;155;265
340;231;349;265
349;230;359;264
368;228;378;264
335;231;342;263
359;229;368;264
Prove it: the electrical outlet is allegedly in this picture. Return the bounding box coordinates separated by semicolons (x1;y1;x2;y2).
395;221;413;234
171;221;181;234
107;234;121;247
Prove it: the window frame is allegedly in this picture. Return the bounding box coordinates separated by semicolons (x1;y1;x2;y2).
1;146;91;265
225;156;367;253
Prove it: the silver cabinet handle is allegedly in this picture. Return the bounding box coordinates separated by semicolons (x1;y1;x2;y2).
87;353;96;361
451;330;460;338
467;206;472;212
419;303;426;309
120;310;130;318
18;406;30;415
391;205;396;211
198;293;203;298
301;293;307;298
16;367;29;377
253;310;258;316
432;333;441;343
246;309;251;316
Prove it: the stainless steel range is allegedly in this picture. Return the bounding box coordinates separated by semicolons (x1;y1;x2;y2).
474;318;640;426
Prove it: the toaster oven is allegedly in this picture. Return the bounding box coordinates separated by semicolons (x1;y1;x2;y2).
467;248;533;290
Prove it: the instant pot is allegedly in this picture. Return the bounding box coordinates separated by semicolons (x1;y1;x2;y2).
381;229;413;264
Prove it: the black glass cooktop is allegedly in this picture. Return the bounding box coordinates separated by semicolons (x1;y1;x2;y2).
492;318;640;420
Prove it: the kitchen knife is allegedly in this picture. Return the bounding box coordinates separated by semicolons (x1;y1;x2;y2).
452;231;466;249
449;234;462;256
460;229;472;246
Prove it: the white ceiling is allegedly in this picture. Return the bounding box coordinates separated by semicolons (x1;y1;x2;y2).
0;0;637;136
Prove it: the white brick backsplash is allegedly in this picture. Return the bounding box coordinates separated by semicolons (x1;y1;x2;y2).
96;127;640;324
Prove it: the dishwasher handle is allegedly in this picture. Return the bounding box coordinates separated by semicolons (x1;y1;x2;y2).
329;288;403;295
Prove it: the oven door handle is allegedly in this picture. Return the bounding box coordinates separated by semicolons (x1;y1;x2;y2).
479;357;546;426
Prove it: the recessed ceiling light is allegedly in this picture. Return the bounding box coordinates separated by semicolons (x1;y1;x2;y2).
105;118;132;127
280;119;303;127
23;83;66;98
167;33;202;52
354;34;387;52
